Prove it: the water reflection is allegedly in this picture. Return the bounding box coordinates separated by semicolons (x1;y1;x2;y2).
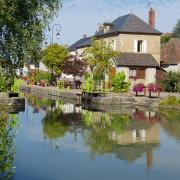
16;94;180;179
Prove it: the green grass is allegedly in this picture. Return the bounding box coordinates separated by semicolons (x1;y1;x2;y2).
159;96;180;106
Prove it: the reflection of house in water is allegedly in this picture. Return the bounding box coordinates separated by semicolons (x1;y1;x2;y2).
56;102;81;114
110;109;160;169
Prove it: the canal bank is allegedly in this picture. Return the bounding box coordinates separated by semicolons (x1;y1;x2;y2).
0;92;25;112
20;85;180;110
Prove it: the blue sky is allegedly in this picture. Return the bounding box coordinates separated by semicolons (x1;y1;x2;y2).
50;0;180;45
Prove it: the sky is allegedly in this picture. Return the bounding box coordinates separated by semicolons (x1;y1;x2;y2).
49;0;180;45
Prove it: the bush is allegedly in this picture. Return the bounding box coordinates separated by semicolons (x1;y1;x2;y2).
112;72;131;93
0;68;13;92
158;71;180;92
159;96;180;106
35;71;51;84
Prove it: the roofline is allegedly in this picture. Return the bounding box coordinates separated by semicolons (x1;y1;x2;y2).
95;31;162;38
117;65;159;68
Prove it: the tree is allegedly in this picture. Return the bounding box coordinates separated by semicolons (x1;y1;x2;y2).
172;19;180;38
85;38;119;78
0;0;61;74
43;44;69;81
161;33;171;44
62;56;87;83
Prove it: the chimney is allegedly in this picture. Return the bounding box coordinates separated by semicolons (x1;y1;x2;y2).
83;34;87;38
149;7;155;29
99;24;105;33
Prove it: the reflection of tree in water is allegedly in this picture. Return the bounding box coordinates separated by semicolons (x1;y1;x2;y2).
160;110;180;140
0;103;16;179
82;111;131;158
42;109;68;140
82;110;159;166
26;94;55;113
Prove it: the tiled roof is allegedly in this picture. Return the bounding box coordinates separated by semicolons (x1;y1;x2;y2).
161;38;180;65
95;14;162;37
114;52;159;67
68;37;92;51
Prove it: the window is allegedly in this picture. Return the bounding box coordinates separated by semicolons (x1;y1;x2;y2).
137;40;143;52
134;40;147;53
129;69;137;78
129;68;146;79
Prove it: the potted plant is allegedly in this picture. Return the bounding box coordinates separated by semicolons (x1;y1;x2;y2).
147;83;161;98
133;83;146;96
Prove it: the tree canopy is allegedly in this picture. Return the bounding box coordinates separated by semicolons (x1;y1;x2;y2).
43;44;69;78
172;19;180;38
85;38;119;77
0;0;61;72
62;56;87;78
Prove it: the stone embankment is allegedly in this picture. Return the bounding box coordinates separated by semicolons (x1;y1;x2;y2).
20;85;81;102
0;92;25;112
20;85;180;110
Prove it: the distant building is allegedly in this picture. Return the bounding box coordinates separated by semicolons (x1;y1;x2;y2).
69;8;162;85
161;38;180;72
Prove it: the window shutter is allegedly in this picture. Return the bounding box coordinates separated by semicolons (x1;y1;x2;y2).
134;40;137;52
143;40;147;53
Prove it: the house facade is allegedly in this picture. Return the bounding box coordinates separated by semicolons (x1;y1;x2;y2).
161;38;180;72
69;8;162;85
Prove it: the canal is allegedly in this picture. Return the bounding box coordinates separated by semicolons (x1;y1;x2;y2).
1;93;180;180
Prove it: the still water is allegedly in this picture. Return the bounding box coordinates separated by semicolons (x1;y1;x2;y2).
4;94;180;179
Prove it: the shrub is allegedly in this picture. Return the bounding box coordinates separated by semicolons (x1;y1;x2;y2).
0;68;13;92
35;71;51;84
112;72;131;93
133;83;146;93
158;71;180;92
159;96;180;106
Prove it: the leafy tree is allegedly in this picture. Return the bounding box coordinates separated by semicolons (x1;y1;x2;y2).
85;38;119;78
161;33;171;44
62;56;87;83
43;44;69;81
172;19;180;38
0;0;61;74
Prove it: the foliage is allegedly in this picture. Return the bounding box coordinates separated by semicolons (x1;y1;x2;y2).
161;33;171;44
11;78;25;93
159;96;180;106
147;83;161;93
85;38;119;77
35;71;52;84
0;102;16;179
42;109;68;139
0;0;61;72
43;44;69;79
112;72;131;93
157;71;180;92
82;110;131;158
133;83;146;93
0;68;13;92
172;19;180;38
62;56;87;78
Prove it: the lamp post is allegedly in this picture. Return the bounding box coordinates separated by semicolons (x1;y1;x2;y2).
45;24;61;46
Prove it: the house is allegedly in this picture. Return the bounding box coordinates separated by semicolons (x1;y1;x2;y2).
69;8;162;85
161;38;180;72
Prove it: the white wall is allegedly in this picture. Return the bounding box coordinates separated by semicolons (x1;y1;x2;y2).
145;68;156;85
163;64;180;72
